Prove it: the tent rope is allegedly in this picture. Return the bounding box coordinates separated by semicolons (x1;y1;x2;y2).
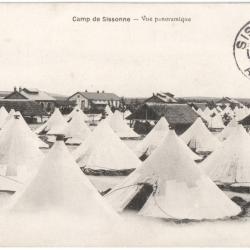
105;183;144;196
151;181;182;220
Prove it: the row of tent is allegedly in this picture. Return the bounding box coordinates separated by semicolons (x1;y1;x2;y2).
0;104;247;222
35;106;138;143
0;114;242;221
194;105;250;129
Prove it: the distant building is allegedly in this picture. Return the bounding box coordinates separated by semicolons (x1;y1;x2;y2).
0;99;45;123
216;97;244;108
68;90;121;112
5;87;74;113
145;92;177;104
127;103;199;135
189;102;208;111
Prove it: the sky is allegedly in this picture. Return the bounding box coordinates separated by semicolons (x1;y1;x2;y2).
0;3;250;98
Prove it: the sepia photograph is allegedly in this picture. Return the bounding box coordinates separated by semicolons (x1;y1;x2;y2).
0;2;249;247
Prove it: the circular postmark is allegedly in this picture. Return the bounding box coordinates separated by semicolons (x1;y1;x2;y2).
233;21;250;79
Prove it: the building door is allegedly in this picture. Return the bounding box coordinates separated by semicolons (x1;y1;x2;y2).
81;100;85;110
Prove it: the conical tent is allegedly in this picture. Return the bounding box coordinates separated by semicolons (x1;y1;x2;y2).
203;107;212;117
135;117;169;158
201;125;250;184
35;108;68;135
4;109;15;126
196;108;209;122
210;108;219;116
63;109;91;145
0;114;44;181
208;114;225;129
106;130;241;220
73;120;141;171
104;105;113;116
14;112;48;148
180;118;221;153
67;106;89;122
108;110;139;138
7;137;117;218
0;106;8;128
217;118;238;141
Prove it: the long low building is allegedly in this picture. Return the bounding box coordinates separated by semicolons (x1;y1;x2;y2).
0;99;46;123
127;103;200;135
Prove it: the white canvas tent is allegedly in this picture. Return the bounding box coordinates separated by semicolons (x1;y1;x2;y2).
135;117;169;158
63;109;91;145
108;110;139;138
106;130;240;220
6;136;117;218
0;106;8;129
210;108;219;116
217;118;239;141
4;109;15;126
180;118;221;153
203;107;212;117
35;108;68;135
104;105;113;116
201;124;250;184
196;108;209;122
208;114;225;129
0;114;44;181
66;106;89;122
73;120;141;171
14;112;48;148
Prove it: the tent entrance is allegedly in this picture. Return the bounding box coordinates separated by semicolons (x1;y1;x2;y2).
124;183;153;211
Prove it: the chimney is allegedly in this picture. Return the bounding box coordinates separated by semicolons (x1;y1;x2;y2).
14;86;17;92
85;89;88;92
102;90;104;93
19;87;22;92
97;90;99;93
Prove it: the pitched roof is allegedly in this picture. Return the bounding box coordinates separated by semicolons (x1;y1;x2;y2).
217;97;242;105
19;88;55;101
128;103;199;125
70;91;120;101
48;92;68;101
0;99;45;117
